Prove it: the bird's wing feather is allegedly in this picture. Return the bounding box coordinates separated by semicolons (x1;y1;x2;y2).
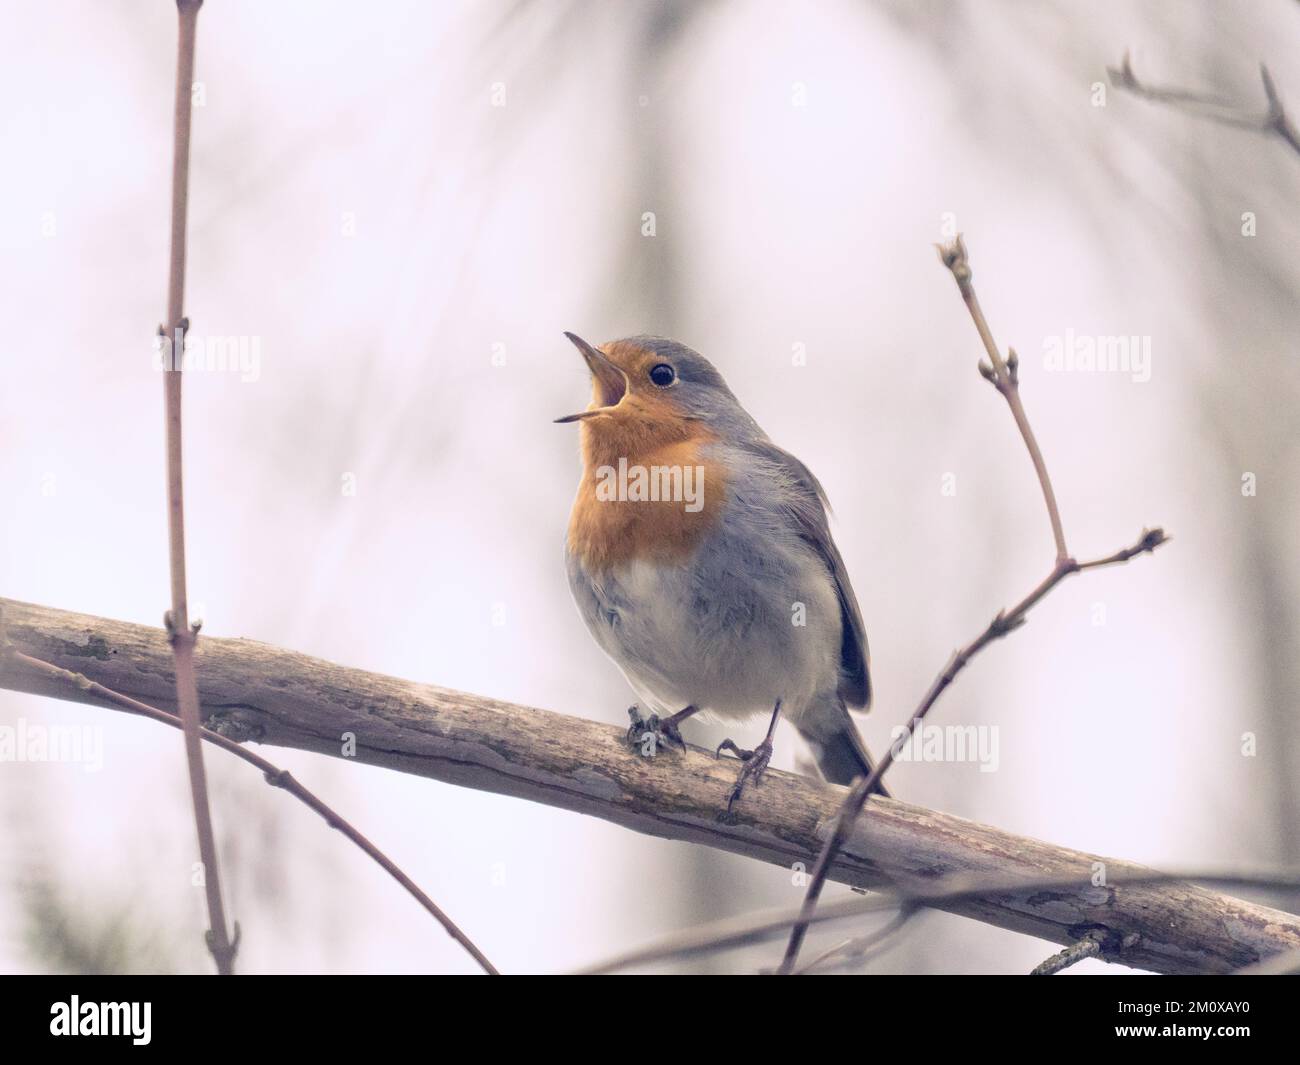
739;438;871;709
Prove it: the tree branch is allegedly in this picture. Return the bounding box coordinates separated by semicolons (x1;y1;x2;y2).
776;237;1168;972
579;870;1300;975
3;643;497;975
1;597;1293;975
158;0;235;974
1108;52;1300;159
1031;931;1105;975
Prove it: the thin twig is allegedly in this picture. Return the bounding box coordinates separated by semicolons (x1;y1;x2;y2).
1031;931;1105;976
776;237;1168;974
788;905;917;975
579;870;1300;975
159;0;234;975
1108;51;1300;159
945;239;1068;560
7;647;499;975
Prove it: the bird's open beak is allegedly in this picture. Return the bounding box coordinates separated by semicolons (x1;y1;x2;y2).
554;331;629;423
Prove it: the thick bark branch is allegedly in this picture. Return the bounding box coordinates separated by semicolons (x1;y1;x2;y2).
2;596;1296;974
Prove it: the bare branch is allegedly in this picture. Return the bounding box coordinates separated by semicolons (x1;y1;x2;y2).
4;597;1291;976
579;870;1300;975
776;238;1167;973
1031;931;1105;976
156;0;235;974
5;643;498;975
939;236;1068;560
1108;51;1300;159
788;906;917;975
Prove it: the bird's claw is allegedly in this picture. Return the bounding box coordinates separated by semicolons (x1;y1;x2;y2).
715;738;753;761
717;737;774;813
626;706;685;758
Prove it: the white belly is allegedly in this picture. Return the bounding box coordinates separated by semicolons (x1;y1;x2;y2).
581;555;842;725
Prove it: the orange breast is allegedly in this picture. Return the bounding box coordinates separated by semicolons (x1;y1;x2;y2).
567;426;727;572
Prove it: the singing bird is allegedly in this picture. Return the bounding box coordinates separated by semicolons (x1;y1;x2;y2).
558;333;888;810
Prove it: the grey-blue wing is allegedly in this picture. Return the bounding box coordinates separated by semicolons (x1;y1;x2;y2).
736;438;871;710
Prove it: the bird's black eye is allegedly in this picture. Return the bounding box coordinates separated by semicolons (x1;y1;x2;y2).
649;363;675;387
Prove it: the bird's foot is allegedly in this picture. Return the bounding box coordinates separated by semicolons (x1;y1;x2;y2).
716;736;774;813
626;706;686;758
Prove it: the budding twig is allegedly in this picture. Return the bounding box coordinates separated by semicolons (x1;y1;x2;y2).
156;0;237;974
776;237;1168;974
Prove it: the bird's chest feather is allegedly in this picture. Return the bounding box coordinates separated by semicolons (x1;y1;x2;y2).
564;422;840;715
566;432;727;573
567;536;838;719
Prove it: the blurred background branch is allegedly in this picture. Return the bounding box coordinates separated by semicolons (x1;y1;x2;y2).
1109;51;1300;158
580;869;1300;975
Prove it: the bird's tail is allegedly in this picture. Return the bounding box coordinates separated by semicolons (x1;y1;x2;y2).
798;701;891;797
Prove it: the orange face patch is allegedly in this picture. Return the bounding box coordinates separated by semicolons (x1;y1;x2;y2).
567;341;726;571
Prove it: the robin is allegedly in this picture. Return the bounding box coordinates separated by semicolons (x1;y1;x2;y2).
557;333;889;812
